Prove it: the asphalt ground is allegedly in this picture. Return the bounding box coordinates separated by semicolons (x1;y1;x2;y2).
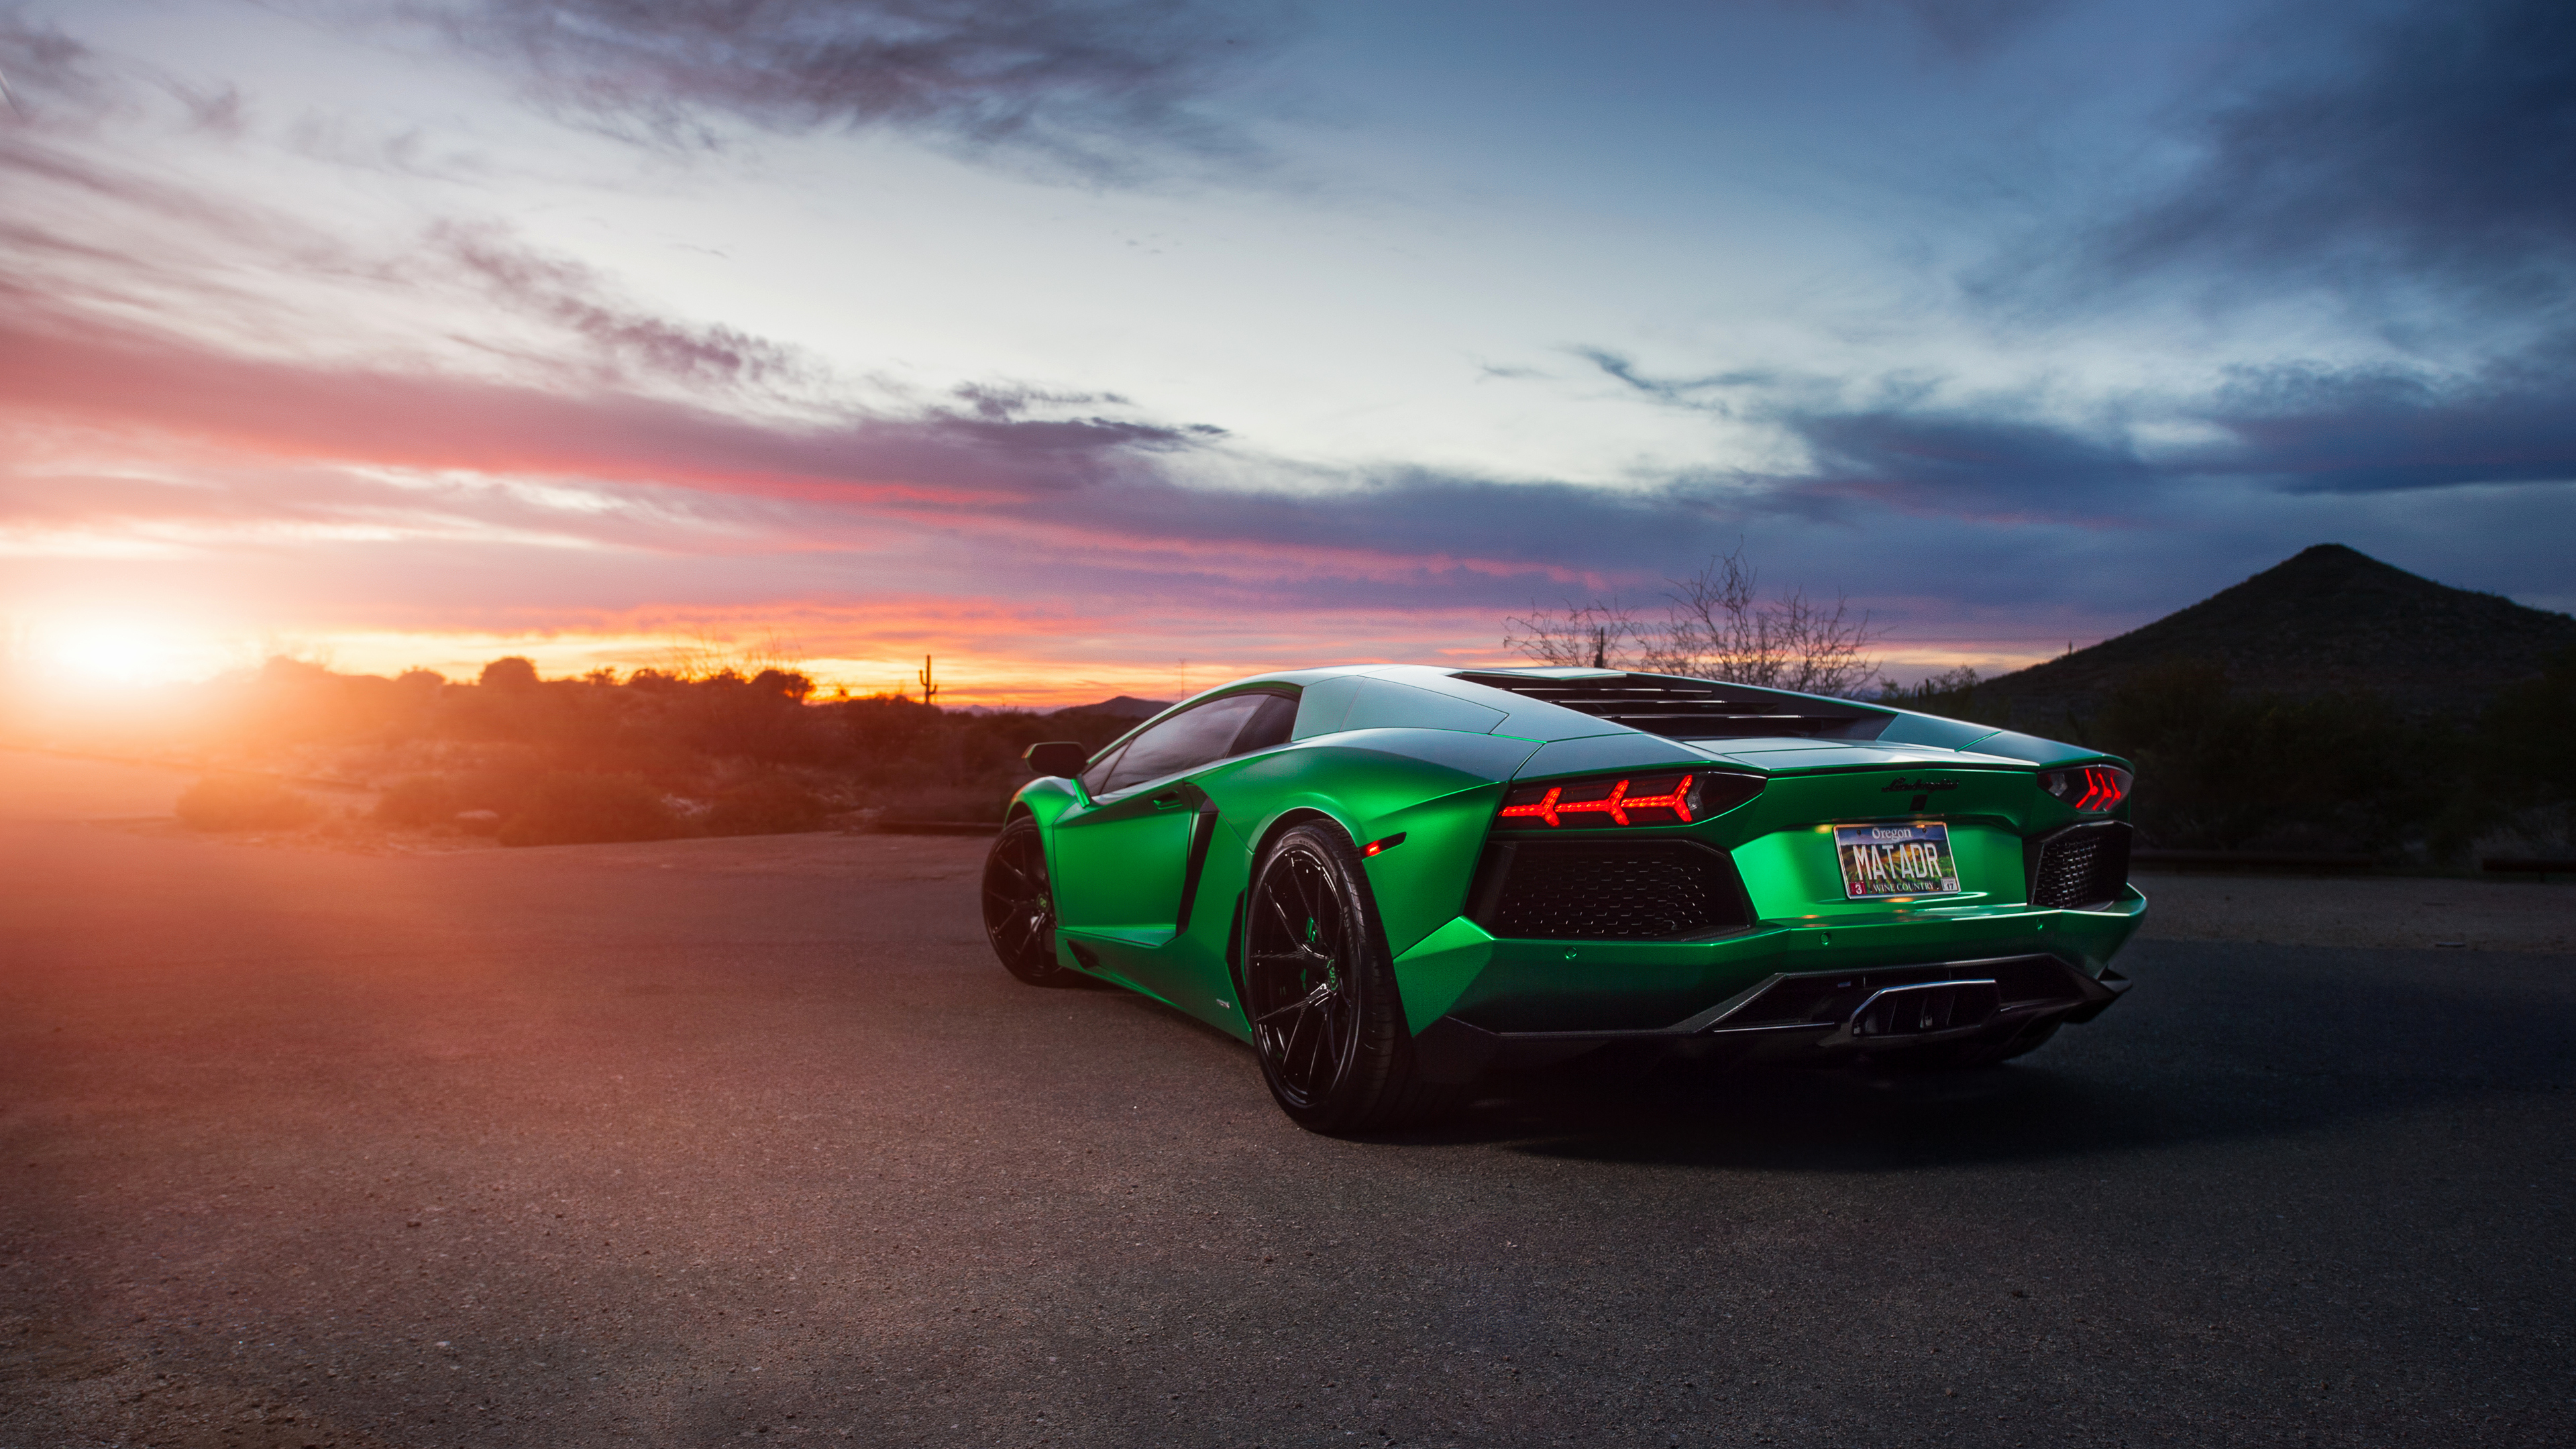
3;813;2573;1448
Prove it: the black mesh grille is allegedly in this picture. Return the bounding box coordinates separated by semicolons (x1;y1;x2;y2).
2031;822;2132;909
1470;840;1751;941
1450;671;1888;740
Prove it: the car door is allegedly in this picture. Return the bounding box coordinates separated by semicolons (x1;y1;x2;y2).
1051;692;1291;1000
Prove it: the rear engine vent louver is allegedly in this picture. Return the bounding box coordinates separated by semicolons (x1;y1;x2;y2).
2030;822;2132;910
1451;672;1888;741
1468;839;1752;941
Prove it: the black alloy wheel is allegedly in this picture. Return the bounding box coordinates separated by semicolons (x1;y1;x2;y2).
1242;822;1453;1133
981;816;1081;987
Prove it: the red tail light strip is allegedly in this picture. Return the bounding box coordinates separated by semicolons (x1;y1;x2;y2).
2042;763;2132;812
1497;773;1697;829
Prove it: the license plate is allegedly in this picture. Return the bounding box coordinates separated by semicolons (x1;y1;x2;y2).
1834;822;1962;900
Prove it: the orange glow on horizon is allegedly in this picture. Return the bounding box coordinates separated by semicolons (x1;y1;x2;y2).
0;613;2084;710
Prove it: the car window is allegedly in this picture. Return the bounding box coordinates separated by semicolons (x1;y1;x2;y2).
1233;693;1299;755
1099;694;1275;794
1077;742;1126;798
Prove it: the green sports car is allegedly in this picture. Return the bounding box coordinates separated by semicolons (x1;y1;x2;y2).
983;665;2142;1133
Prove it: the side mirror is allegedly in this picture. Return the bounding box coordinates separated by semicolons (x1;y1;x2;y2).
1023;741;1091;779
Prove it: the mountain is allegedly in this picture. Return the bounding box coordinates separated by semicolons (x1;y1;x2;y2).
1054;696;1173;720
1972;545;2576;724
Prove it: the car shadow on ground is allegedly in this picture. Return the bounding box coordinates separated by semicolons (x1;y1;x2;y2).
1373;939;2576;1169
1417;1061;2218;1169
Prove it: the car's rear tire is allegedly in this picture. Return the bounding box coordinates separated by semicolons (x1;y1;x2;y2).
981;816;1083;987
1242;821;1456;1133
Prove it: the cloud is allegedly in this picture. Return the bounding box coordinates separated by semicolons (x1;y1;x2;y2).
9;0;2567;689
0;118;1757;596
0;252;1787;608
0;124;417;352
0;286;1717;580
0;125;912;416
2085;0;2576;304
1784;409;2153;521
431;222;822;394
1750;354;2576;531
1751;352;2576;519
15;219;2565;629
9;264;2561;678
0;287;1214;507
1888;0;2063;56
0;12;106;116
1576;349;1780;415
2203;347;2576;492
0;109;1601;598
164;80;249;137
1813;0;2066;59
928;380;1226;450
403;0;1293;182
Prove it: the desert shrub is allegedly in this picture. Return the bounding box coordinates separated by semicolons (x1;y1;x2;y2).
704;777;832;837
2438;646;2576;859
1028;707;1152;757
674;669;837;763
446;763;551;816
176;775;319;831
496;773;687;847
843;692;945;763
372;774;456;827
478;656;540;690
374;771;553;832
2092;659;2450;854
2466;647;2576;804
1872;667;2015;726
835;700;1134;816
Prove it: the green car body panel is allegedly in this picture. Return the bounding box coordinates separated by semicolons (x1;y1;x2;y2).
1010;664;2143;1063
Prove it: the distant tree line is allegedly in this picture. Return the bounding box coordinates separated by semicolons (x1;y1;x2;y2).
159;656;1143;846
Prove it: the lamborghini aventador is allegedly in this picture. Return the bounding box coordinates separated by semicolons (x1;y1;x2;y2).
981;665;2141;1132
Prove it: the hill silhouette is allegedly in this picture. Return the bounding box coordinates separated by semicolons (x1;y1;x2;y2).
1061;696;1173;720
1976;545;2576;725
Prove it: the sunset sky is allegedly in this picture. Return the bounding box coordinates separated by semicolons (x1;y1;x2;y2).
3;0;2569;705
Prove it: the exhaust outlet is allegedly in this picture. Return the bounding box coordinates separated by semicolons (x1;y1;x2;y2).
1847;979;2000;1041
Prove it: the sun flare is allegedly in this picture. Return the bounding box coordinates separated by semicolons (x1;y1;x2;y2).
29;621;221;689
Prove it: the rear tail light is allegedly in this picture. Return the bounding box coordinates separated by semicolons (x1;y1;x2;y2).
1493;771;1763;830
2041;765;2131;813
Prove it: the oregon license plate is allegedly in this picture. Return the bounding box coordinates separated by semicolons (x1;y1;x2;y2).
1834;822;1962;900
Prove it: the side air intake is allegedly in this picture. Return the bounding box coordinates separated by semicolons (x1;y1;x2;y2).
2029;821;2132;910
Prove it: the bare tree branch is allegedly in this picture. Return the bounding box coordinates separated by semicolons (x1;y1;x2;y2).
1504;545;1883;698
1502;598;1643;670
